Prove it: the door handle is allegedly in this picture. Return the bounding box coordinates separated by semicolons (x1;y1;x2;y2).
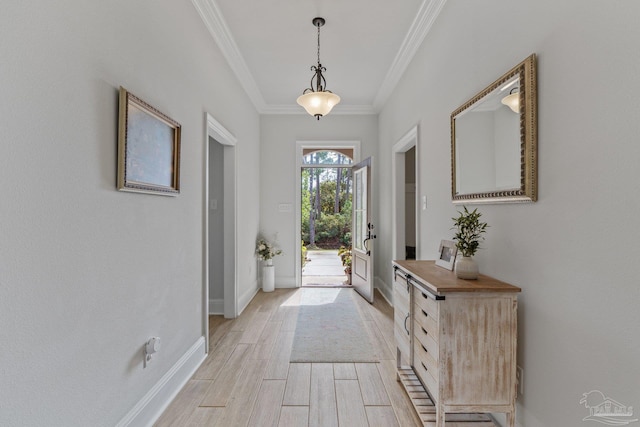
404;313;410;335
363;223;377;256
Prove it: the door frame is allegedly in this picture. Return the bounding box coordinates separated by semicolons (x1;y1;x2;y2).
295;140;361;287
392;125;420;261
203;113;239;353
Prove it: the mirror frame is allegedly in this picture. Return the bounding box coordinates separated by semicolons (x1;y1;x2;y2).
451;54;537;204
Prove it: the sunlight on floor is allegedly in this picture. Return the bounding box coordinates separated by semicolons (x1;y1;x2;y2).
279;287;342;306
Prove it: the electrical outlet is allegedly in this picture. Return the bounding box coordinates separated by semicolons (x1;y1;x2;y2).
516;365;524;396
143;337;161;368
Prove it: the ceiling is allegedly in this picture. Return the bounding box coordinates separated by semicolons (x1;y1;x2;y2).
191;0;447;115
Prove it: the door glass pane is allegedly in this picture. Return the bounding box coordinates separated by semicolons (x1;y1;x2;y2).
353;167;367;252
302;150;354;165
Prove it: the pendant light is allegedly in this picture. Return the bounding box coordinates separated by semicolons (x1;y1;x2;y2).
296;17;340;119
501;88;520;113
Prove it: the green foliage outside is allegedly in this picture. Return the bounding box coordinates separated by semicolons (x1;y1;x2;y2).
301;152;352;249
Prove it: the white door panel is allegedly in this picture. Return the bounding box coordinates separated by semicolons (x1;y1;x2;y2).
352;157;375;303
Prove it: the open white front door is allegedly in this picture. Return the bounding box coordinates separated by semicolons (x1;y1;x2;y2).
352;157;375;303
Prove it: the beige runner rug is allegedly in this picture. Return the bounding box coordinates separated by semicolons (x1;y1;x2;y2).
290;288;377;363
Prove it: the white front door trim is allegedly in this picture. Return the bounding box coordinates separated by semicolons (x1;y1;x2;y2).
295;140;361;287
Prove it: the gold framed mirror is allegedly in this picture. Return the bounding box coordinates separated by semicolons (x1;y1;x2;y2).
451;54;537;204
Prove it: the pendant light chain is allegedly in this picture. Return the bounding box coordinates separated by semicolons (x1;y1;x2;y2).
317;23;321;66
296;17;341;119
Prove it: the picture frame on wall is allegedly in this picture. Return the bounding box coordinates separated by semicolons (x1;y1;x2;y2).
435;239;457;270
117;87;181;195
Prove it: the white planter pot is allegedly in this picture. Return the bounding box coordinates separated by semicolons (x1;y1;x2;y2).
262;265;275;292
455;255;479;280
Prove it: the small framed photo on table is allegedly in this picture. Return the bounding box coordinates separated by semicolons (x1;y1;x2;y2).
435;240;457;270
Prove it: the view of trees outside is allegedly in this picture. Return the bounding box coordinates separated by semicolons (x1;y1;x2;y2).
301;151;353;249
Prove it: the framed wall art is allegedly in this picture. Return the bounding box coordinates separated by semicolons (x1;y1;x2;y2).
117;87;181;195
435;239;457;270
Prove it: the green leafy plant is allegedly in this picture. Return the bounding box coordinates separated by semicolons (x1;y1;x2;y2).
338;246;352;267
338;246;352;274
301;241;308;268
451;206;488;257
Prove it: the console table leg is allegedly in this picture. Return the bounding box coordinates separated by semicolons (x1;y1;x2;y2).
506;411;515;427
436;404;445;427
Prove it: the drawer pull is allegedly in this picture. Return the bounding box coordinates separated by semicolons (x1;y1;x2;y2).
422;344;428;353
421;326;428;336
419;288;445;301
422;362;428;372
404;313;410;335
421;309;428;318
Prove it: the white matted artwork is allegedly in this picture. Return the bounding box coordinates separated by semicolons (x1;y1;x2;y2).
435;240;457;270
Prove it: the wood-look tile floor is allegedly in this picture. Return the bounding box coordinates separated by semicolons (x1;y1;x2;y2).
154;288;496;427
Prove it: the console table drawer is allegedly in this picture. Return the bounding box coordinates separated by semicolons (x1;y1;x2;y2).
414;319;438;362
414;302;438;342
414;288;439;317
414;349;439;404
415;333;437;373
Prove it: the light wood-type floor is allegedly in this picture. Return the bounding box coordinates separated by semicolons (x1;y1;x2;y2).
154;288;496;427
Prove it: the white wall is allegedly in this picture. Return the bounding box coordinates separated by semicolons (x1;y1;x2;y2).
0;1;260;426
259;114;378;287
379;1;640;426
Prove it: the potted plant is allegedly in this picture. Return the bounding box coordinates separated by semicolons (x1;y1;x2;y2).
338;246;352;285
451;206;488;279
256;237;282;292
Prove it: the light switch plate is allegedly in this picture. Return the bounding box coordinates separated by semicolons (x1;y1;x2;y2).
278;203;292;212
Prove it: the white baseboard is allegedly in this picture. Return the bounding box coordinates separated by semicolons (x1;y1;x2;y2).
275;276;297;288
208;298;223;315
375;276;393;305
238;281;259;316
116;336;207;427
490;413;523;427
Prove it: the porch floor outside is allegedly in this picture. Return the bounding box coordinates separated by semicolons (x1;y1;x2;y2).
302;249;348;287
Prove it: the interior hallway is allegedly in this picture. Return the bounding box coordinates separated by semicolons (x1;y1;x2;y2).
154;288;496;427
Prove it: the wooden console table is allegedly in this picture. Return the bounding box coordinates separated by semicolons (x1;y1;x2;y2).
392;260;521;427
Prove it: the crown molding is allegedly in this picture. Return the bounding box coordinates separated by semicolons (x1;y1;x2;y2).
192;0;446;115
191;0;267;112
372;0;447;111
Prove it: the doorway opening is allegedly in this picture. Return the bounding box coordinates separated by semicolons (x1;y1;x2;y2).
204;113;238;336
404;146;417;260
299;148;354;287
393;126;419;262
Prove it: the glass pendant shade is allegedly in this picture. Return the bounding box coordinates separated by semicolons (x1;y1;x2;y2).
501;92;520;113
296;91;341;118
